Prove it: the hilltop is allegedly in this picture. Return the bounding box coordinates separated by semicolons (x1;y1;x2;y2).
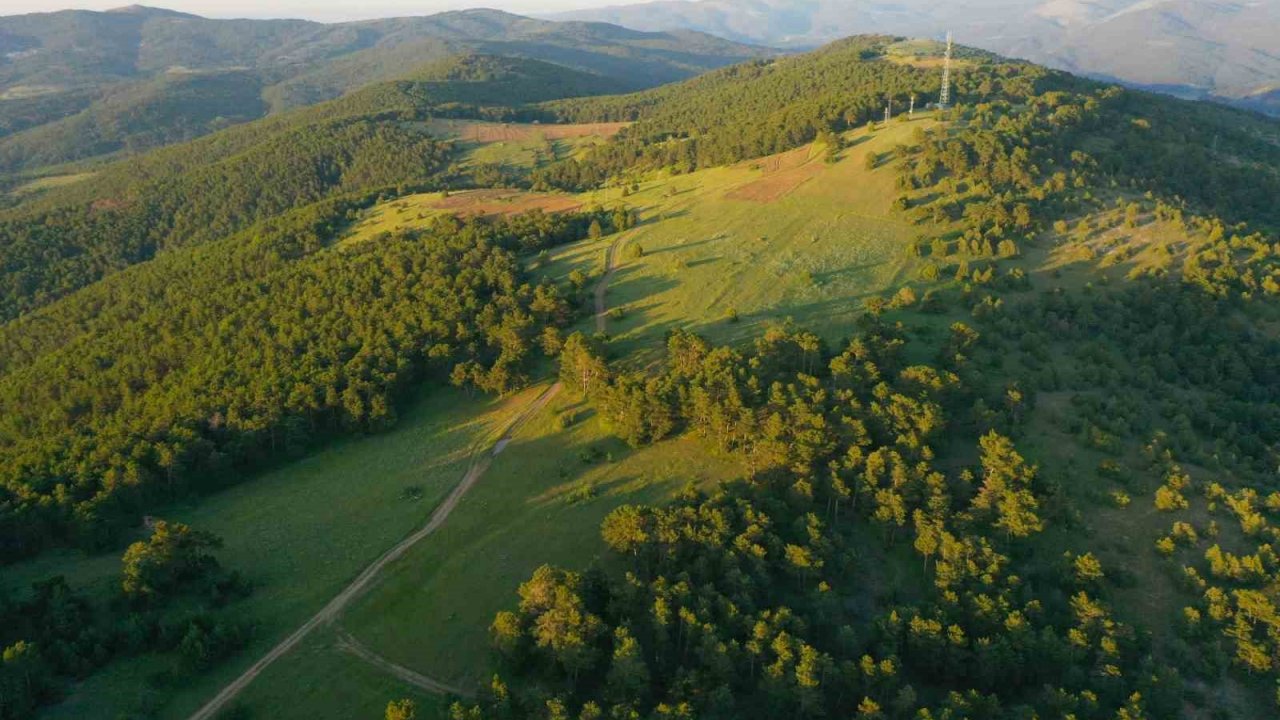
555;0;1280;117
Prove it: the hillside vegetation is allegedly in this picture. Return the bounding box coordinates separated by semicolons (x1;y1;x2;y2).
0;54;636;320
0;7;765;171
557;0;1280;117
1;33;1279;720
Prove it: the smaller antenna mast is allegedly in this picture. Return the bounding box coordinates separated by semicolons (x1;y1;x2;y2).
939;31;953;110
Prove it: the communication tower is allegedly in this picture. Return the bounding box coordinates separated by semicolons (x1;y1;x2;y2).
939;32;953;110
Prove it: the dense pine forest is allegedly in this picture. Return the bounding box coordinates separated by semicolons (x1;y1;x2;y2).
1;29;1279;720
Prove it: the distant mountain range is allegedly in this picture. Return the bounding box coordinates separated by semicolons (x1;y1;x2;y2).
552;0;1280;116
0;5;765;172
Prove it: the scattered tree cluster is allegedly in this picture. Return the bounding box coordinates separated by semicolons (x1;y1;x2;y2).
1;521;249;720
456;323;1189;719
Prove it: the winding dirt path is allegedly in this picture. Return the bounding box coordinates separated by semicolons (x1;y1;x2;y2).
336;630;470;698
594;234;627;334
188;383;562;720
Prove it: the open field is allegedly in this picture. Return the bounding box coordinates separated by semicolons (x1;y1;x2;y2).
9;386;534;720
332;394;743;689
350;117;942;359
341;189;587;246
425;119;627;170
427;119;629;144
541;118;939;357
7;171;97;195
0;84;65;100
432;189;584;217
175;393;741;718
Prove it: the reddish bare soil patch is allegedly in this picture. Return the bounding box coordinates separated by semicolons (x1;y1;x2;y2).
726;146;824;203
435;121;629;143
90;197;129;213
429;189;582;218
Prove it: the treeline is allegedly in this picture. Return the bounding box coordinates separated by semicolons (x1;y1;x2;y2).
0;203;621;562
454;323;1191;719
1;521;250;720
530;37;942;190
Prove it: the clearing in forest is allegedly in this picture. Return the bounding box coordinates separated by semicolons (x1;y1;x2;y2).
426;119;629;143
341;190;586;246
7;388;533;720
536;116;938;357
430;189;584;217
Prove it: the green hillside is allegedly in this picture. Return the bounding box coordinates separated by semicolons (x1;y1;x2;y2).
1;34;1279;720
0;70;266;173
0;54;631;320
0;7;765;172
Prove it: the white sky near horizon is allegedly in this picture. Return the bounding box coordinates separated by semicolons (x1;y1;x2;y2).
0;1;614;22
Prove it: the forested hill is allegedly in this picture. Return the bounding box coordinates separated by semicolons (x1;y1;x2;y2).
450;36;1280;720
0;7;765;172
2;31;1280;720
0;54;621;321
554;0;1280;118
534;35;1280;230
0;53;619;176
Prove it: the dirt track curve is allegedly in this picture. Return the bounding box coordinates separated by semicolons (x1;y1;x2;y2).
594;234;627;334
188;383;562;720
337;630;470;697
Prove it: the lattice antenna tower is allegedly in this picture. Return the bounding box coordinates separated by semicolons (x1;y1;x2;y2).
939;31;953;110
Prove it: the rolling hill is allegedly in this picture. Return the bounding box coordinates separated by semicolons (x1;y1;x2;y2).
554;0;1280;116
0;6;766;172
1;32;1279;720
0;53;656;320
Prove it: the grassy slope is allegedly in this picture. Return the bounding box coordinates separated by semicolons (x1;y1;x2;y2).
6;386;532;720
548;118;936;357
339;395;742;686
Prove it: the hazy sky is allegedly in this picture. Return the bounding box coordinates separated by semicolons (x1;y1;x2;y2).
0;1;614;22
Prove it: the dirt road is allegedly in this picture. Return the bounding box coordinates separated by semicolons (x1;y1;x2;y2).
594;235;627;334
188;383;562;720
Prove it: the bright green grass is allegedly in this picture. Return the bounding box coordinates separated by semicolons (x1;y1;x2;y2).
464;134;607;169
17;385;531;720
425;118;614;171
340;192;450;246
226;629;447;720
546;119;938;358
8;171;97;195
338;391;743;688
